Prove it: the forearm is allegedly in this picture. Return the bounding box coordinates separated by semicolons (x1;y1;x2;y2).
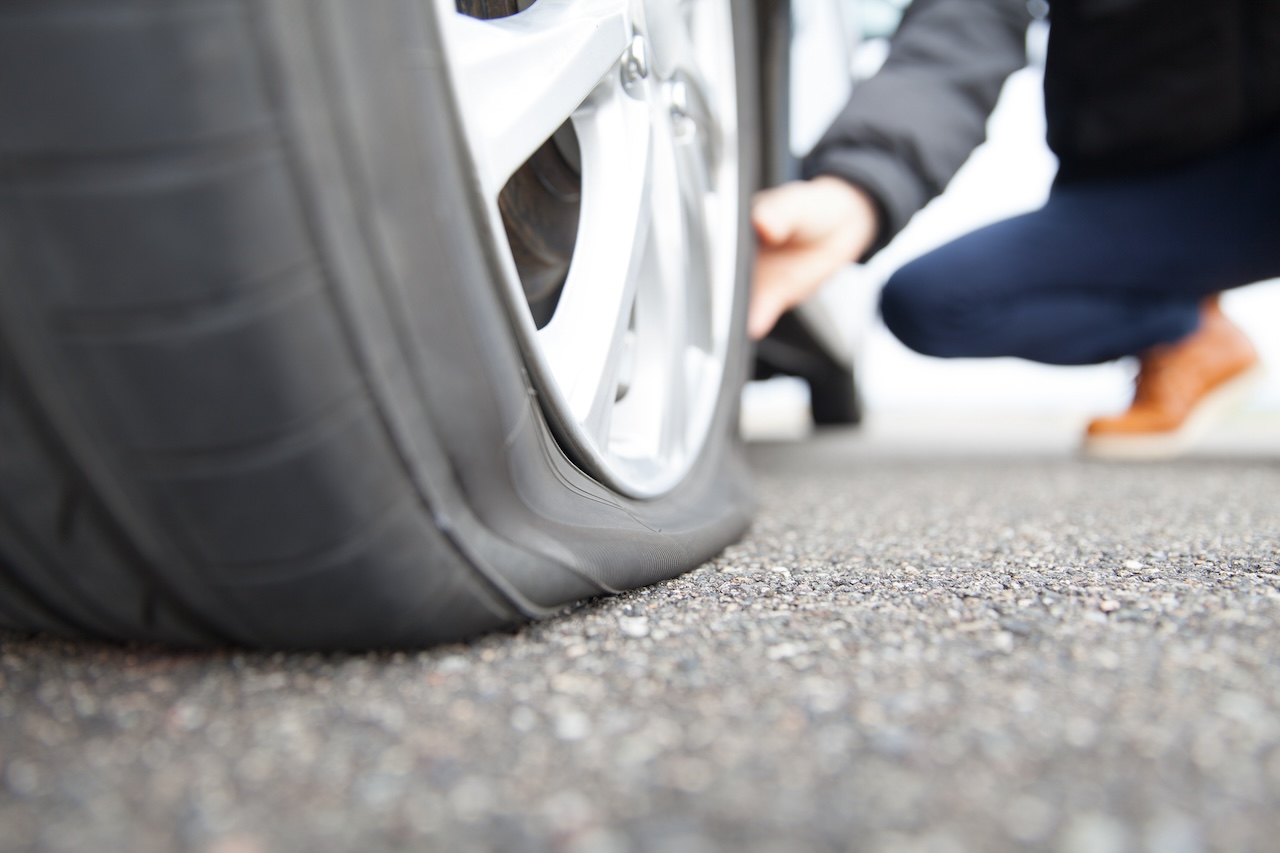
803;0;1032;258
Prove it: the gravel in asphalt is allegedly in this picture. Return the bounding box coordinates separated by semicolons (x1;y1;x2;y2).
2;426;1279;852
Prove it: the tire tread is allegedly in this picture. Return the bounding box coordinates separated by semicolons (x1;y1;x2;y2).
0;0;517;647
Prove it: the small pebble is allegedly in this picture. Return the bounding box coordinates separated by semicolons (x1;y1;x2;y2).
617;616;650;639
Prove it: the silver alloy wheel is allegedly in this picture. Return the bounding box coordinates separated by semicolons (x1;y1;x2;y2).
434;0;741;498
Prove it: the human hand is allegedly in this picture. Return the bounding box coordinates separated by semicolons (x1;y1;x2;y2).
748;176;880;340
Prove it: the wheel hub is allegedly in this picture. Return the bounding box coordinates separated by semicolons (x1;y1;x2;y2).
439;0;740;497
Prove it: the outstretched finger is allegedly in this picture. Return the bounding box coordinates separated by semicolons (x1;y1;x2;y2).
747;278;788;341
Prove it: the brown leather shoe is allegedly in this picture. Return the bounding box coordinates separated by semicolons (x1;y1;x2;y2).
1083;296;1263;459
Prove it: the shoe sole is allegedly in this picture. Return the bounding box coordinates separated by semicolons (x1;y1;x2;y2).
1081;363;1267;461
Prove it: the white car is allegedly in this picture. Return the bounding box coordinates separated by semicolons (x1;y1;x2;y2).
0;0;859;647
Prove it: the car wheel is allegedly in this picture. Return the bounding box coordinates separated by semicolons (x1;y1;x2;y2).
0;0;758;649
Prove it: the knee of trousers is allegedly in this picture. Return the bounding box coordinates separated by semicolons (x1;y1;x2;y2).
879;265;976;358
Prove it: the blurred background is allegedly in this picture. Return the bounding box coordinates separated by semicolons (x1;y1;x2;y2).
744;0;1280;442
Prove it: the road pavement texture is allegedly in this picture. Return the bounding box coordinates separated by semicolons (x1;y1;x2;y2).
2;421;1279;852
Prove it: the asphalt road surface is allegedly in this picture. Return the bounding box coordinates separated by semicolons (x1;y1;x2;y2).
3;417;1279;853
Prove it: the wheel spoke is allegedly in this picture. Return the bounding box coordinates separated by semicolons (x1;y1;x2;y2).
439;0;632;196
673;91;717;353
610;99;690;462
536;86;653;443
641;0;699;81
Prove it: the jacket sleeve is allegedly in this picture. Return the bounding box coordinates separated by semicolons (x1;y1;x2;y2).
803;0;1033;258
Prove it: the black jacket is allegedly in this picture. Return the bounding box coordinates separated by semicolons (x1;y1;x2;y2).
805;0;1280;258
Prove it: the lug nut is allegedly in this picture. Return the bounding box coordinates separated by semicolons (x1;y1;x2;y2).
622;36;649;84
670;80;689;118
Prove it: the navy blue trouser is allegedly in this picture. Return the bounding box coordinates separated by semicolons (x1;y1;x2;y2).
879;123;1280;366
